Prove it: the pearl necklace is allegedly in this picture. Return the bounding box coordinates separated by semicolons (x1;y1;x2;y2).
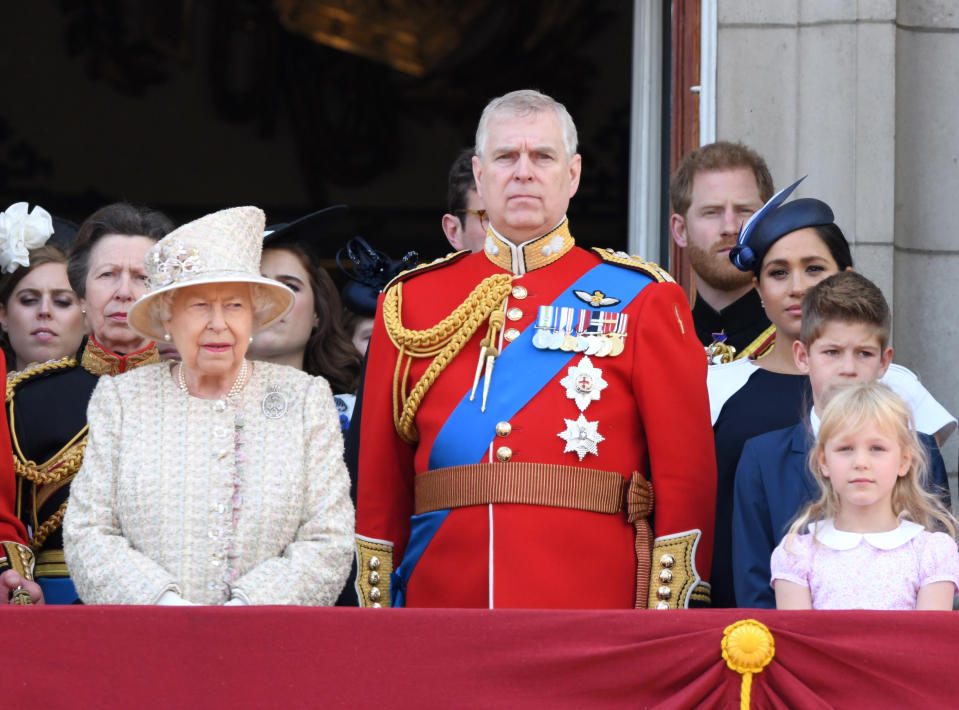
178;359;250;398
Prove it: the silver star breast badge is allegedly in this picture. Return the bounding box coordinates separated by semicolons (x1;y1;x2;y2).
557;414;605;461
558;355;608;411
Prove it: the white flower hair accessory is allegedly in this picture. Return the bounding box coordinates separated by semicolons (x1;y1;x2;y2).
148;237;205;288
0;202;55;273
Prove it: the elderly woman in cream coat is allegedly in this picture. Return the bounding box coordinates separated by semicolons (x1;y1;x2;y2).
63;206;353;605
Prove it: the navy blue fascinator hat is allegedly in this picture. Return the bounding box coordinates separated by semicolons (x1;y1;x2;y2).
337;237;418;317
729;177;835;273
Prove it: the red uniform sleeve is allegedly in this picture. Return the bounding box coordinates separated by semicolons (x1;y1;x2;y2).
355;292;415;563
0;350;30;557
630;282;716;581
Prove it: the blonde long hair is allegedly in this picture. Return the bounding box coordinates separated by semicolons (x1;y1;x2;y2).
785;382;957;544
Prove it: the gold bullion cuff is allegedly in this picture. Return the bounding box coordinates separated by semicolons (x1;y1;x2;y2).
0;541;36;581
355;535;393;608
647;530;709;609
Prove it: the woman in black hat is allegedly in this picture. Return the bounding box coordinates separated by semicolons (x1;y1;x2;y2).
248;208;362;430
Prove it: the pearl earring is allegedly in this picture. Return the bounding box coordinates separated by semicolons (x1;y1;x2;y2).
249;336;254;344
163;333;171;342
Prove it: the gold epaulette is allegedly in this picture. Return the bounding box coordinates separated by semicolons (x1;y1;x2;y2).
384;250;471;291
738;324;776;361
6;357;77;403
590;248;674;283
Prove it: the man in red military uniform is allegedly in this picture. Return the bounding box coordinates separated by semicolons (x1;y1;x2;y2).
355;89;716;609
0;348;44;604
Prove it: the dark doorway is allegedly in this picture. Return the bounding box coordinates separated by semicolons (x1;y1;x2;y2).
1;1;633;262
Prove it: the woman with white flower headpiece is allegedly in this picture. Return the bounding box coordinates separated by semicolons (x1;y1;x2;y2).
0;202;87;371
0;202;174;605
63;206;353;606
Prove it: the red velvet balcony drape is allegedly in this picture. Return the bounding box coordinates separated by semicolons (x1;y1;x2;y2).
4;607;955;708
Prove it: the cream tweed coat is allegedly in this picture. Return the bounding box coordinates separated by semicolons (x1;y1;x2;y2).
63;361;354;605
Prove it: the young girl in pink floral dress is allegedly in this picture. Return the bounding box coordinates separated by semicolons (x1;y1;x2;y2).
772;382;959;610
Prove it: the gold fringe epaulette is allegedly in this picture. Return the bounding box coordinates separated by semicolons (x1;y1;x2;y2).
384;250;470;291
591;248;674;284
6;357;77;403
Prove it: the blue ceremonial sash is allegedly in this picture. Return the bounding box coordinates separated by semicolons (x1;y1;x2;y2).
428;263;653;470
391;510;450;607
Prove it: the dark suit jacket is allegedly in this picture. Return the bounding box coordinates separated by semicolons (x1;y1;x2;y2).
732;421;950;608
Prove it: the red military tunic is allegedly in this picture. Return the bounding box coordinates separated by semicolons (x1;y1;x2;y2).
0;349;33;580
356;221;716;608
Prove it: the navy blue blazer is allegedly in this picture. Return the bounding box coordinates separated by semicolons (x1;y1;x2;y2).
732;422;949;609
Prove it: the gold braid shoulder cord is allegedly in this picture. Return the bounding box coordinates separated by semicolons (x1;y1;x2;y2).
383;273;513;443
6;357;86;551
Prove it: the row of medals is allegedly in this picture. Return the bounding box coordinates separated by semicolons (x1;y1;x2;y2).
531;307;627;357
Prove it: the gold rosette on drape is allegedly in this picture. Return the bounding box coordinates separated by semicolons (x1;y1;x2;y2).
722;619;775;710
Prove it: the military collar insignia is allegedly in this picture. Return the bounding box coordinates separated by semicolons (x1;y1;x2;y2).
80;335;161;376
574;289;620;307
483;218;575;276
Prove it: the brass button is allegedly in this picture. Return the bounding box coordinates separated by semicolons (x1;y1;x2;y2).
659;569;673;584
660;554;675;569
657;585;671;600
372;602;382;608
495;421;512;437
369;587;381;602
506;307;523;321
504;328;520;342
368;571;380;585
655;601;670;610
511;284;528;299
496;446;512;462
368;556;380;570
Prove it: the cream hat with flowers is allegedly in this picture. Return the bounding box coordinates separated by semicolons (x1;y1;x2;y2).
128;206;294;341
